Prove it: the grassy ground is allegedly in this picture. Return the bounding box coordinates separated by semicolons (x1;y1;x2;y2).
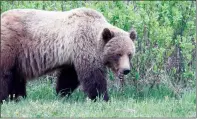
0;78;196;118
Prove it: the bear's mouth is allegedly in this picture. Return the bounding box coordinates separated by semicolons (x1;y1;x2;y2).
114;69;124;80
118;72;124;80
111;68;125;80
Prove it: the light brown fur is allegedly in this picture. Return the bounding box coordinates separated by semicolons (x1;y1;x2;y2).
0;8;136;101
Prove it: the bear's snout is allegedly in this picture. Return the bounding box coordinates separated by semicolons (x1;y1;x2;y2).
118;55;131;75
123;68;130;75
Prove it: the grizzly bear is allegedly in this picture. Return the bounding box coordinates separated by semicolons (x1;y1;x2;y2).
0;7;136;102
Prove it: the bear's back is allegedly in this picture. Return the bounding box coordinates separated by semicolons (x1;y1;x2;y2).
1;7;109;42
1;7;107;25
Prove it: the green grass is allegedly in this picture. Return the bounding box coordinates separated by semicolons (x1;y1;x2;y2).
1;78;196;118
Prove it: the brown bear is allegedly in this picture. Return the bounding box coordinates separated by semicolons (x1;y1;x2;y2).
0;7;136;102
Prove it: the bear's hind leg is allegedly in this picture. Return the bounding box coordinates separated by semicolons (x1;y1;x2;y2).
0;70;14;102
11;73;27;101
56;65;79;97
8;67;27;101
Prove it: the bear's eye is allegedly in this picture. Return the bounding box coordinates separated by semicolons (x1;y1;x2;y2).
117;53;122;57
114;53;122;60
128;53;132;58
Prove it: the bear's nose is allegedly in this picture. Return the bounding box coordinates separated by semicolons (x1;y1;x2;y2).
123;69;130;75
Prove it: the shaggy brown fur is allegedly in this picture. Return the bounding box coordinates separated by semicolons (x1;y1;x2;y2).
0;7;136;102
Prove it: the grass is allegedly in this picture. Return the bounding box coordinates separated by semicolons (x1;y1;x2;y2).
0;78;196;118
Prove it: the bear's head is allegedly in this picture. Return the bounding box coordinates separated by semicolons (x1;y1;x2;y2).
101;27;137;79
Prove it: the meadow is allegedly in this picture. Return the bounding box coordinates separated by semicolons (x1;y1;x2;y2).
1;78;195;118
0;1;196;118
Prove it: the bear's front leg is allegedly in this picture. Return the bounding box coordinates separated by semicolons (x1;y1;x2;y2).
77;67;109;102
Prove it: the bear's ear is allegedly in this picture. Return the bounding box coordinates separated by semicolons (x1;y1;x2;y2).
129;29;137;41
102;28;114;43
